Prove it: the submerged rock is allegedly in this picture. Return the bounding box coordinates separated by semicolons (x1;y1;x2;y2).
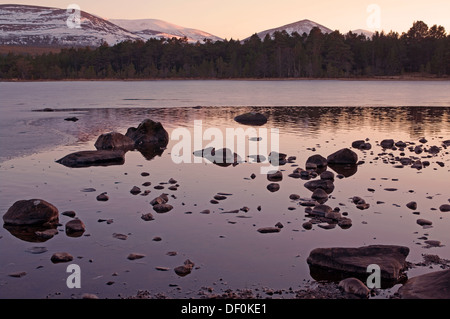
3;199;59;226
439;204;450;212
234;112;268;126
304;179;335;194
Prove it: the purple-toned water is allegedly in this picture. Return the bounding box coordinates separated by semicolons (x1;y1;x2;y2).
0;80;449;299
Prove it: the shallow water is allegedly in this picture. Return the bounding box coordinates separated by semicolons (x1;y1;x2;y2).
0;81;449;299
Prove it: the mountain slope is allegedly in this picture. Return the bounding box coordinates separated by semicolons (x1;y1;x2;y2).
110;19;223;43
246;19;333;40
0;4;142;46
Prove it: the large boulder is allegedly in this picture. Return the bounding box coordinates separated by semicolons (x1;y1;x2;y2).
56;150;125;168
307;245;410;286
234;112;267;126
327;148;358;165
398;269;450;299
125;119;169;147
3;199;59;226
94;132;134;150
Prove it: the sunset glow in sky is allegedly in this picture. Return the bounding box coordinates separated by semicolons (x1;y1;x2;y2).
3;0;450;39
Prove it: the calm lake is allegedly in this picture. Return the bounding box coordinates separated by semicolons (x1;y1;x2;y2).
0;80;449;299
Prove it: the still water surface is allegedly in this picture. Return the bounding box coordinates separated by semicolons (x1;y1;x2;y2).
0;80;449;298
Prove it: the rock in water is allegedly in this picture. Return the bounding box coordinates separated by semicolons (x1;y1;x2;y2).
3;199;59;226
307;245;409;284
234;112;267;126
380;139;395;149
326;148;358;165
398;269;450;299
338;278;370;298
94;132;134;150
51;252;73;263
406;202;417;210
174;259;195;277
56;150;125;168
153;203;173;213
257;227;281;233
439;204;450;212
306;154;328;168
65;219;86;235
267;171;283;182
125;119;169;147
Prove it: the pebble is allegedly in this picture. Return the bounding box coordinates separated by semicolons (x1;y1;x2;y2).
51;252;73;263
127;253;145;260
417;219;432;226
96;193;109;201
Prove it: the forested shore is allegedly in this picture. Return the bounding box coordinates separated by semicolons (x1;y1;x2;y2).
1;21;449;80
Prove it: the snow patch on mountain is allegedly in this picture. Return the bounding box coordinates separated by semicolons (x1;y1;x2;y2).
110;19;223;43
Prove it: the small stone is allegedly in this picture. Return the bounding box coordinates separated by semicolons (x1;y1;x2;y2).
302;222;313;230
35;229;58;239
406;202;417;210
113;233;128;240
65;219;86;234
141;172;150;176
141;213;155;221
200;209;211;214
267;183;280;192
152;236;162;241
275;222;284;228
96;193;109;201
424;240;441;247
51;252;73;263
339;278;370;298
439;204;450;212
130;186;141;195
127;253;145;260
9;271;27;278
62;211;76;218
257;227;281;233
289;194;300;200
153;203;173;213
417;219;432;226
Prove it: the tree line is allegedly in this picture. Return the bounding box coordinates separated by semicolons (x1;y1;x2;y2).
1;21;449;80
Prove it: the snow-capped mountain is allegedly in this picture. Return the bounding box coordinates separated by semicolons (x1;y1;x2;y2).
246;19;333;40
0;4;141;46
350;29;375;38
110;19;223;43
0;4;222;47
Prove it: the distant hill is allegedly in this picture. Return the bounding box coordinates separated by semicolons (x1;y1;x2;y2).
110;19;223;43
245;19;333;40
0;4;222;47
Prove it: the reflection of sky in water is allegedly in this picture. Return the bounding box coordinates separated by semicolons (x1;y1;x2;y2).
0;104;449;299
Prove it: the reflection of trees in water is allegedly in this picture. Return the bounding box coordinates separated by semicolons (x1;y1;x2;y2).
43;106;450;147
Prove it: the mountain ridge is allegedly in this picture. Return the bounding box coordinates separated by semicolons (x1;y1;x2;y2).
0;4;374;47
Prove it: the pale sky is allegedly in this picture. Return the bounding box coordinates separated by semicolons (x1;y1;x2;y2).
3;0;450;39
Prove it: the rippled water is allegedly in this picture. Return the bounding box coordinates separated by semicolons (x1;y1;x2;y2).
0;81;449;299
